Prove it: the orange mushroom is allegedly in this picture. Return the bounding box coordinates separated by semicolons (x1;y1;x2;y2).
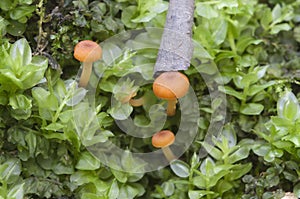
74;40;102;87
152;130;176;162
119;91;144;107
129;97;144;107
153;71;189;116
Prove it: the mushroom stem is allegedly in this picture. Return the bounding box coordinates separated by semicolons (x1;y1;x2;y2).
129;97;144;107
166;99;177;116
162;146;176;162
79;62;93;87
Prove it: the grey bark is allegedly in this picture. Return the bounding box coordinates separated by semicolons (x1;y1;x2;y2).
153;0;195;78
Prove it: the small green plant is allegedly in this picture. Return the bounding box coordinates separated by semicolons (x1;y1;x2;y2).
1;0;300;198
0;158;24;199
0;38;47;120
0;0;35;37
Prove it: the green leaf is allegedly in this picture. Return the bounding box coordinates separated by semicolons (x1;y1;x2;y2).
196;3;218;19
162;181;174;196
131;0;167;23
75;151;100;170
102;42;122;66
170;160;190;178
108;179;119;199
294;182;300;198
6;20;26;36
0;92;8;105
241;66;268;87
0;158;21;184
199;157;215;175
212;18;228;46
201;141;223;160
227;146;250;163
248;81;276;96
240;103;264;115
58;110;73;123
24;132;36;158
10;38;32;70
222;124;237;148
193;174;209;189
111;169;127;183
121;6;138;28
32;87;57;110
0;0;15;11
52;162;74;175
21;56;48;89
261;8;272;29
66;87;88;106
19;0;33;4
265;148;283;162
53;79;67;101
70;171;97;186
188;190;216;199
277;91;300;121
272;4;282;23
192;59;217;75
7;183;24;199
0;69;22;89
118;183;144;199
109;102;133;120
236;36;263;54
9;94;32;120
253;144;271;157
226;163;252;181
218;86;245;100
270;23;291;34
0;16;8;36
9;5;35;21
273;140;293;149
294;26;300;43
42;123;64;131
270;116;292;128
283;134;300;148
216;0;238;9
83;130;114;146
238;55;258;68
215;179;233;195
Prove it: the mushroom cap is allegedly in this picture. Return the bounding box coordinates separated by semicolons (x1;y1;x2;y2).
152;130;175;148
153;71;189;100
74;40;102;63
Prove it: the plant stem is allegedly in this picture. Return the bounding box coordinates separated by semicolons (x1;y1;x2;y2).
35;0;46;54
228;27;237;55
52;82;76;123
79;62;93;87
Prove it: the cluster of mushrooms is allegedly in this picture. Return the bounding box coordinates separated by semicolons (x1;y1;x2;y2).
74;40;190;162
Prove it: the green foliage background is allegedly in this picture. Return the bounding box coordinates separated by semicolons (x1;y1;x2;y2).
1;0;300;198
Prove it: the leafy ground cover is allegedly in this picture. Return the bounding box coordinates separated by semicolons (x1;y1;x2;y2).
1;0;300;198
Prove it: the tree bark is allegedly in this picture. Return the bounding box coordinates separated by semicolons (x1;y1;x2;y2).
153;0;195;78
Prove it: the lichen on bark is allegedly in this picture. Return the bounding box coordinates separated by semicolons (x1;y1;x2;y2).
153;0;195;78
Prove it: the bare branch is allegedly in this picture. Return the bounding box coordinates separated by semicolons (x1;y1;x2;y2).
153;0;195;78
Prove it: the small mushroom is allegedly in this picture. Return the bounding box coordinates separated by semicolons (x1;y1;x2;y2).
119;91;144;107
152;130;176;162
74;40;102;87
153;71;189;116
129;96;144;107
